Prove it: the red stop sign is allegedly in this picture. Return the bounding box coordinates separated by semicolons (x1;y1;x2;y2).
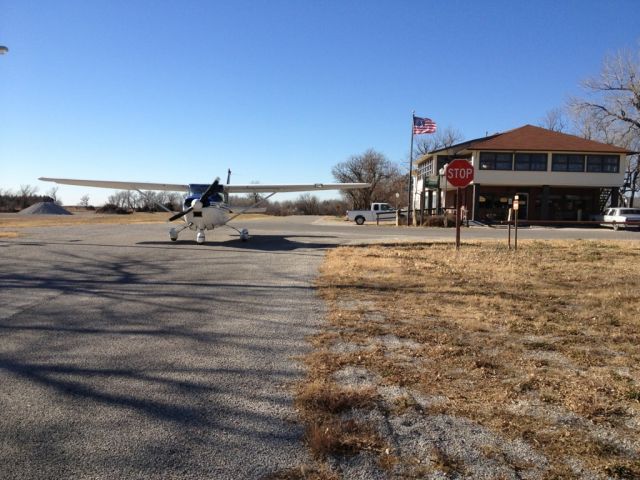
445;159;474;187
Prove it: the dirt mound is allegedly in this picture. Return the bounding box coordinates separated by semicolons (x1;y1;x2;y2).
18;202;72;215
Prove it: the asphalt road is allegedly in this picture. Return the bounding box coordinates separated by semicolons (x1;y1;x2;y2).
0;216;638;479
248;215;640;242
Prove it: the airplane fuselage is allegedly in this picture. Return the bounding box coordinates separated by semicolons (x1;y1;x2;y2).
181;184;230;231
183;198;230;231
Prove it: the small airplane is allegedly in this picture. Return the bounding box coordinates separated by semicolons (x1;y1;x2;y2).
39;175;370;244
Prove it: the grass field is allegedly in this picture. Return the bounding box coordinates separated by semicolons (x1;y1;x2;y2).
295;240;640;479
0;211;168;228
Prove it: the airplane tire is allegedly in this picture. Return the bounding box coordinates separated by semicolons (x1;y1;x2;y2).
355;216;365;225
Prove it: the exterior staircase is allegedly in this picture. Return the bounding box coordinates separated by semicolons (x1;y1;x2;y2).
599;188;612;211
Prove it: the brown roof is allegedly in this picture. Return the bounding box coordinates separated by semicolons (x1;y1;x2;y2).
465;124;632;154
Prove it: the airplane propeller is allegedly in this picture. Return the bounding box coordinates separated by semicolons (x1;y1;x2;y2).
168;177;221;222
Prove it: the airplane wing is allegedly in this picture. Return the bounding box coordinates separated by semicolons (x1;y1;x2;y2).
223;183;370;193
39;177;188;192
39;178;370;193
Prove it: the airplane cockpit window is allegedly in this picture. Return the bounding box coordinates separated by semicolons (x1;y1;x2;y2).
201;193;224;207
189;184;209;196
188;184;224;205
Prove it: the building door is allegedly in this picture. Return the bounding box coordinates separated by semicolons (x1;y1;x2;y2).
516;193;529;220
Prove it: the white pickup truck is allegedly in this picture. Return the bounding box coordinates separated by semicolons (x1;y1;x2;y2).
346;202;396;225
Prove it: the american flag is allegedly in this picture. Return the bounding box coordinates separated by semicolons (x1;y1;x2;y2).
413;116;437;134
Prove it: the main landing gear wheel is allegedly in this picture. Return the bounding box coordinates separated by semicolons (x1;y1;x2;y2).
196;230;206;244
169;228;178;242
240;228;249;242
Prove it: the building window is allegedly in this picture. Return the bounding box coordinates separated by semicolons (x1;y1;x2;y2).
425;160;434;177
515;153;547;171
417;160;434;179
586;155;620;173
552;154;585;172
479;152;513;170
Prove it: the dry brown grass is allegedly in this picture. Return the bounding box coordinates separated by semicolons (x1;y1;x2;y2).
297;381;379;414
305;418;382;458
0;231;19;238
300;240;640;477
295;381;384;458
0;212;169;227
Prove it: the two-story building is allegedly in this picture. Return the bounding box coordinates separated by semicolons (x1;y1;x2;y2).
413;125;633;222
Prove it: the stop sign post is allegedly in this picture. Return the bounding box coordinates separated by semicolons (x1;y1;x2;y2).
444;160;475;249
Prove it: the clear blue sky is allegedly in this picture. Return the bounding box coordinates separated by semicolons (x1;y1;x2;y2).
1;0;638;205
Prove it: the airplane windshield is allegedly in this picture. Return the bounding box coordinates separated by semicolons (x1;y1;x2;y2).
186;184;225;205
188;184;210;196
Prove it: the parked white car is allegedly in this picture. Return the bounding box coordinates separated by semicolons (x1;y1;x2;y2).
600;208;640;230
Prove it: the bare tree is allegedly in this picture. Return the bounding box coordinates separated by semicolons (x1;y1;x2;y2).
414;127;464;157
46;186;62;205
571;49;640;136
569;48;640;205
79;195;91;208
1;187;54;211
295;193;321;215
166;192;182;211
135;191;163;211
332;149;403;209
538;107;568;132
108;190;136;210
19;184;38;197
17;185;38;209
266;199;296;216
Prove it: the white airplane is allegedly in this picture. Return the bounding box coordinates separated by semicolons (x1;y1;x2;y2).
39;176;370;244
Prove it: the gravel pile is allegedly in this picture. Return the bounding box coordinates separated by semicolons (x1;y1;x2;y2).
18;202;72;215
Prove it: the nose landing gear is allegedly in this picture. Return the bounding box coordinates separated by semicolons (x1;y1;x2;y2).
169;223;191;242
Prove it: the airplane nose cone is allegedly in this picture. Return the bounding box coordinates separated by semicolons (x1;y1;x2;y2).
191;200;203;211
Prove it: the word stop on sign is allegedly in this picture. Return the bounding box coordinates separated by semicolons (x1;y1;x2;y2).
445;159;475;188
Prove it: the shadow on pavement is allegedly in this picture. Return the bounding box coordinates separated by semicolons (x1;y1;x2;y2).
0;239;319;478
137;234;341;252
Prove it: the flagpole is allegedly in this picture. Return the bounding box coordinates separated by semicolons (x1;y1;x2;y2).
408;111;415;226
